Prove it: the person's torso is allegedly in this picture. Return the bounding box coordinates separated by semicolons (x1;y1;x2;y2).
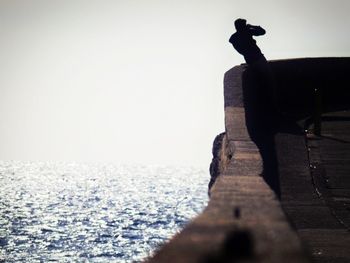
229;31;264;64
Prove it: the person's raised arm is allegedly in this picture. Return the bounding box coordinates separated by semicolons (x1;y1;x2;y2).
247;24;266;36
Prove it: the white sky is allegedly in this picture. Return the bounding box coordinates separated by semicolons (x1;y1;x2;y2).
0;0;349;166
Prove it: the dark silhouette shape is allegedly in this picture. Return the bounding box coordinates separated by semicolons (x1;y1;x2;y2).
233;207;241;219
229;18;266;65
201;229;254;263
229;18;276;106
229;19;281;198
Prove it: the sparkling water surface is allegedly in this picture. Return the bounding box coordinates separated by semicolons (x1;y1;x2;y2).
0;161;208;262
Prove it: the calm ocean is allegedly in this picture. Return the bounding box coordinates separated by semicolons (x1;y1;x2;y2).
0;161;209;262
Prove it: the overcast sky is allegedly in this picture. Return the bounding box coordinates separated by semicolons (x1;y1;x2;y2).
0;0;349;166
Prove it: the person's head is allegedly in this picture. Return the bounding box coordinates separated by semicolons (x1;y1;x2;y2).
234;18;247;32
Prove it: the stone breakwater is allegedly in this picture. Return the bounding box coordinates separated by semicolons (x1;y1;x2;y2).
148;57;350;263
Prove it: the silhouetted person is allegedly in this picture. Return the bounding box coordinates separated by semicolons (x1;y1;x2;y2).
229;18;275;105
229;18;275;108
230;19;281;199
229;18;266;65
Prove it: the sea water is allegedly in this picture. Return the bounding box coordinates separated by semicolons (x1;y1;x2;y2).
0;161;209;262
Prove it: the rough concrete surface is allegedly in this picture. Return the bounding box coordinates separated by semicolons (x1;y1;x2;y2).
147;58;350;263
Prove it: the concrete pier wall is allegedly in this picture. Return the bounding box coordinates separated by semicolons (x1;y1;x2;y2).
147;57;350;263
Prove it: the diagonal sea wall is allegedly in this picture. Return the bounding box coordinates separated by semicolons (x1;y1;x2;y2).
146;57;350;263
